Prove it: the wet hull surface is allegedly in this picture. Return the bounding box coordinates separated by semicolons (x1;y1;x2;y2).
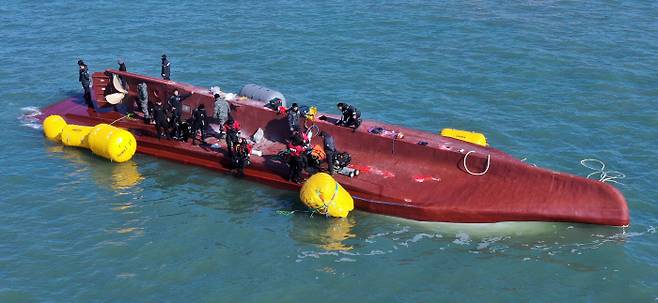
38;69;629;226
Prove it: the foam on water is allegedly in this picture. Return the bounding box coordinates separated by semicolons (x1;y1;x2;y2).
18;106;42;130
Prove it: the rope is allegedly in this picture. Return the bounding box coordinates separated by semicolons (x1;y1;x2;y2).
463;150;491;176
315;182;340;217
275;210;297;216
580;158;625;185
306;124;320;140
109;113;133;125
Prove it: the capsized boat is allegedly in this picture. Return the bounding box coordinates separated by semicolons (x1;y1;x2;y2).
37;69;629;226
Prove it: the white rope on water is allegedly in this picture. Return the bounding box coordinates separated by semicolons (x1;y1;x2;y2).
463;150;491;176
580;158;626;185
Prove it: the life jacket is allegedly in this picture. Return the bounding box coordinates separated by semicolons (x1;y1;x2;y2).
310;144;326;161
223;120;240;133
300;132;309;145
287;143;304;157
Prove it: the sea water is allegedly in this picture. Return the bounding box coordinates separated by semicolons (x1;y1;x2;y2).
1;1;657;302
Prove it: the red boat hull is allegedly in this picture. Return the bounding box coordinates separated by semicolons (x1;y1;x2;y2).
38;69;629;226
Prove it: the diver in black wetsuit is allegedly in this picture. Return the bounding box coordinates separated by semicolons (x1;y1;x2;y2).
78;60;91;106
167;89;194;139
335;102;362;131
223;116;240;158
161;54;170;80
287;103;301;133
190;104;207;145
232;137;252;177
319;131;337;175
152;100;171;139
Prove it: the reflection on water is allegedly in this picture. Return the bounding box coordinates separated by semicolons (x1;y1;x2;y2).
319;218;356;251
294;211;642;267
46;144;143;191
107;162;144;191
290;215;357;251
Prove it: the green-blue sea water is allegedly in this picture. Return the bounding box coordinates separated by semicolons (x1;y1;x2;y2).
1;1;657;302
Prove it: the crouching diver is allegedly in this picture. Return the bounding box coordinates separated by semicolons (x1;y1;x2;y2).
319;131;337;175
223;115;241;158
190;104;208;145
287;143;306;184
152;99;171;139
290;126;310;148
167;89;194;139
335;102;362;131
232;137;253;177
77;60;92;106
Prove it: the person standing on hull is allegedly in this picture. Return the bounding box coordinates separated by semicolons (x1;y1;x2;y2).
190;104;208;145
77;60;92;106
232;137;252;177
152;100;171;140
223;115;241;158
287;103;301;133
118;59;127;71
214;93;230;138
167;89;194;139
319;131;337;175
335;102;362;131
161;54;170;80
137;82;151;123
116;59;129;89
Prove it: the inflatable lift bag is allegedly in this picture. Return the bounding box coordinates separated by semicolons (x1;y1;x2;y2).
43;115;137;163
238;84;287;107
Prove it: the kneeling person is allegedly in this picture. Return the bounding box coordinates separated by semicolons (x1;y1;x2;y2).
335;102;362;131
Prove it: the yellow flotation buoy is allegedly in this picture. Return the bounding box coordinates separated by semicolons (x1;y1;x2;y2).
440;128;488;147
88;124;137;163
42;115;137;162
61;125;92;148
299;173;354;218
43;115;67;142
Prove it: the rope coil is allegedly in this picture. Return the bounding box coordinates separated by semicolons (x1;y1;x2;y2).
463;150;491;176
580;158;625;185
